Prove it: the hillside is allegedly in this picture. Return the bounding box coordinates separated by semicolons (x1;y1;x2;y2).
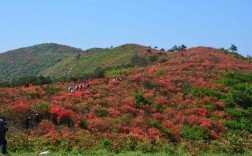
0;43;82;80
41;44;160;78
0;43;161;81
1;47;252;155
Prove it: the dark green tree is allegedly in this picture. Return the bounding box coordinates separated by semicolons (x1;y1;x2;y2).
178;44;187;51
168;45;178;52
229;44;237;53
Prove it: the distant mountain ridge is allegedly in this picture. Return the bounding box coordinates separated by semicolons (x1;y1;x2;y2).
0;43;82;80
0;43;159;81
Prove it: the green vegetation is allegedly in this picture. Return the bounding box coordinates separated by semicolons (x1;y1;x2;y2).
135;93;148;107
181;125;209;140
0;43;82;80
220;71;252;109
0;76;52;87
105;68;127;77
0;43;166;85
41;44;158;78
167;44;187;52
229;44;238;53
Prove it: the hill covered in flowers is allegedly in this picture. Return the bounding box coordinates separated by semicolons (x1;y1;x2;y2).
0;47;252;155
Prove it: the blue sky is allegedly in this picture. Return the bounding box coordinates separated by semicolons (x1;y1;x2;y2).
0;0;251;56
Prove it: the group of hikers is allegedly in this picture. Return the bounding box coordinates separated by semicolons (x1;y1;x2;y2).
0;114;41;154
68;83;90;92
67;78;126;92
25;113;41;130
110;77;125;82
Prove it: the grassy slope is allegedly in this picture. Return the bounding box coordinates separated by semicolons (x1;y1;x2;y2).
0;43;82;80
0;43;159;80
41;44;157;78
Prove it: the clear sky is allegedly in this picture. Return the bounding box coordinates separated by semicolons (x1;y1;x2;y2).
1;0;252;56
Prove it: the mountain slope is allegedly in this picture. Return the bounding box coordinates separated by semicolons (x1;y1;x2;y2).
1;47;252;154
41;44;160;78
0;43;160;80
0;43;82;80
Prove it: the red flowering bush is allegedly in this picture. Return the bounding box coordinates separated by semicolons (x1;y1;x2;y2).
152;113;165;120
32;119;56;135
215;101;226;110
50;105;75;125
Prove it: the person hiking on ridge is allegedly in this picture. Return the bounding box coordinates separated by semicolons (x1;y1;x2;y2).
35;114;41;127
86;83;90;88
68;86;73;92
0;116;8;155
25;116;31;129
79;83;83;90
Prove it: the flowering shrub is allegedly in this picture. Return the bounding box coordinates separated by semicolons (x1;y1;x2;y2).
32;119;56;135
50;105;75;125
1;47;252;154
215;101;226;110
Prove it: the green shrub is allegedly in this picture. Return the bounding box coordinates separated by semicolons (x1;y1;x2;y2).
201;87;224;99
44;84;62;97
221;71;252;86
228;85;252;109
163;144;178;155
148;55;158;63
32;101;51;119
216;132;250;154
181;125;209;140
135;93;148;107
224;107;252;132
136;139;163;153
158;58;168;63
219;98;234;108
102;139;113;151
95;108;109;117
79;120;88;130
188;87;201;98
150;121;172;138
143;80;160;90
186;87;224;99
105;68;127;76
130;55;147;67
155;68;168;76
225;108;249;119
223;119;251;132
